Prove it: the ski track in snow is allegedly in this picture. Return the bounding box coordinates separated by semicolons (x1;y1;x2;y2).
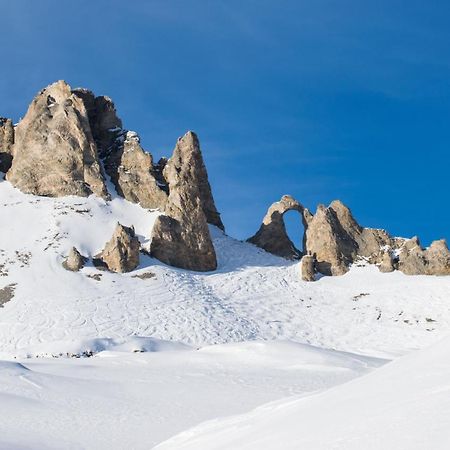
0;179;449;358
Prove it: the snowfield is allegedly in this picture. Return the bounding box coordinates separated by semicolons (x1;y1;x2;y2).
155;336;450;450
0;178;449;449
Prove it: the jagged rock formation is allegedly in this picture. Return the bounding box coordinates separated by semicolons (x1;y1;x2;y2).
396;237;450;276
301;254;316;281
304;201;392;275
105;131;169;209
0;117;14;173
101;223;140;273
250;196;448;278
62;247;86;272
248;195;306;259
150;132;217;271
73;89;168;209
7;81;108;198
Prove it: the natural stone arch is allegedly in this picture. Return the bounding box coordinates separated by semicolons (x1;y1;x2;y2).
247;195;310;259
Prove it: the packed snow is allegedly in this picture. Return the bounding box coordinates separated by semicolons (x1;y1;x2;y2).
0;178;449;449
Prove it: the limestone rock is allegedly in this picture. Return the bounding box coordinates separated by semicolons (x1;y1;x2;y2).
164;131;224;230
379;251;395;273
396;237;450;276
7;81;108;198
248;195;305;259
150;132;217;271
304;201;392;275
105;131;168;209
101;223;140;273
62;247;86;272
74;89;170;210
426;239;450;275
301;254;316;281
304;204;352;275
0;117;14;173
397;237;428;275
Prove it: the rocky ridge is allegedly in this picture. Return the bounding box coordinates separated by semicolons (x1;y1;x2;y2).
1;80;448;277
250;196;450;278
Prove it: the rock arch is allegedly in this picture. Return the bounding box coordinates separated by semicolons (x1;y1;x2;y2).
247;195;310;259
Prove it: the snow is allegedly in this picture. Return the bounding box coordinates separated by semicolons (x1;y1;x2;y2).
156;335;450;450
0;340;383;449
0;178;449;449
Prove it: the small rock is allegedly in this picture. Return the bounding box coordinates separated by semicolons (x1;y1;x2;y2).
62;247;86;271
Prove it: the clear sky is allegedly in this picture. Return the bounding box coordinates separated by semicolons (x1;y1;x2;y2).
2;1;449;247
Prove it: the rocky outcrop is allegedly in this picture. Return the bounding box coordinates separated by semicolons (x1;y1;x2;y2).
0;117;14;173
150;132;217;271
426;240;450;275
304;201;392;275
62;247;86;272
101;223;140;273
73;89;167;209
301;254;316;281
7;81;108;198
396;237;450;276
248;195;306;259
104;131;168;209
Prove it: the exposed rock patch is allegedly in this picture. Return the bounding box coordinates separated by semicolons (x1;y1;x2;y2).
248;195;306;260
150;132;217;272
0;117;14;173
0;283;17;307
62;247;86;272
101;223;140;273
7;81;108;198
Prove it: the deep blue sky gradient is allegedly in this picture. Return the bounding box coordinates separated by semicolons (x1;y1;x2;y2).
1;1;449;246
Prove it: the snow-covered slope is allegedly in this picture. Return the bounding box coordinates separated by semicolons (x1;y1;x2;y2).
156;336;450;450
0;179;449;358
0;340;384;449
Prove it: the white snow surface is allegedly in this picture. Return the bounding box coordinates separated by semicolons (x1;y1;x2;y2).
156;335;450;450
0;179;449;358
0;179;450;449
0;341;383;449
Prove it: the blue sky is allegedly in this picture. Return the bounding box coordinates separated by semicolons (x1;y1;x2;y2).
2;0;449;247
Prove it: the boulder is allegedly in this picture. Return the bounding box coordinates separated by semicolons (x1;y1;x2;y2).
101;223;140;273
150;132;217;271
6;81;108;198
301;254;316;281
0;117;14;173
248;195;305;259
62;247;86;272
